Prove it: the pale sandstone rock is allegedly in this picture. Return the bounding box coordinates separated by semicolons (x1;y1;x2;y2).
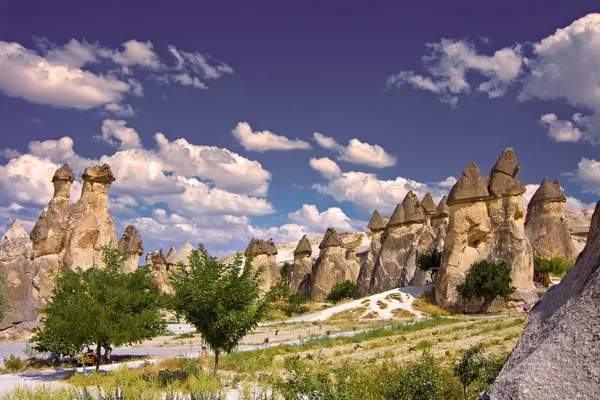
118;225;144;272
245;238;281;292
146;250;172;293
0;220;33;262
309;244;360;301
166;241;194;266
525;179;575;261
289;235;313;293
431;196;450;251
485;201;600;400
355;228;384;298
565;208;593;255
436;149;536;312
63;164;117;270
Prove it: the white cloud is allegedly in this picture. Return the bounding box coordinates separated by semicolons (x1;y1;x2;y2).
41;38;99;68
27;136;91;173
539;113;583;142
96;119;142;150
288;204;355;232
312;133;396;168
0;41;132;109
523;184;540;207
110;40;160;68
438;176;458;188
386;39;523;104
104;103;136;117
309;157;342;178
168;45;233;79
172;73;207;89
568;158;600;195
231;122;312;152
565;196;595;211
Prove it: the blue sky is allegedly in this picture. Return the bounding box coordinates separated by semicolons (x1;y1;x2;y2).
0;1;599;257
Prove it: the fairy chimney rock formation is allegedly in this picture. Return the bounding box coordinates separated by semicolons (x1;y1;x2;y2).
309;228;359;301
367;210;386;232
166;241;195;270
436;148;536;312
63;164;117;270
30;164;74;258
387;204;405;228
289;235;315;294
166;246;177;261
146;249;172;293
421;193;437;218
486;201;600;400
431;196;450;251
447;162;490;205
118;225;144;272
245;238;280;292
0;220;33;262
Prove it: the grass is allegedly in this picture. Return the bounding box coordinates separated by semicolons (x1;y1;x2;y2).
330;306;366;320
376;300;388;309
412;288;453;316
392;308;415;318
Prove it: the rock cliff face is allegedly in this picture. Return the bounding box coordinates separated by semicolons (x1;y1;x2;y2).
565;208;594;255
146;249;171;293
436;148;537;312
63;164;117;270
309;228;360;301
355;210;386;298
118;225;144;272
430;196;449;251
367;192;436;294
245;238;280;292
525;178;575;261
485;201;600;400
289;235;313;294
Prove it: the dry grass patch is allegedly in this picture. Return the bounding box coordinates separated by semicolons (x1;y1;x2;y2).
385;293;405;302
412;288;453;316
377;300;388;309
330;306;366;320
392;308;416;318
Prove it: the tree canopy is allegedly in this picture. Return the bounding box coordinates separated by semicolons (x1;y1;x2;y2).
325;280;355;303
533;256;574;276
170;246;267;374
456;259;516;312
32;246;166;370
417;248;442;283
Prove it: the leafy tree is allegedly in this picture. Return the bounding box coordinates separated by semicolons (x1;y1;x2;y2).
417;248;442;283
534;257;574;276
162;292;185;324
325;280;355;303
32;246;166;371
170;246;267;374
454;342;509;394
0;271;12;322
283;292;309;316
265;280;289;302
456;260;516;312
280;262;293;285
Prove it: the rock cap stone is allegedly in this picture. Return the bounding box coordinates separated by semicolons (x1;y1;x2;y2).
402;191;425;224
118;225;144;255
244;238;278;256
367;210;386;231
529;178;567;206
167;241;194;265
319;228;343;249
421;193;437;215
52;164;74;182
82;164;115;184
447;162;490;205
387;204;405;227
433;196;449;219
491;147;520;177
294;235;313;256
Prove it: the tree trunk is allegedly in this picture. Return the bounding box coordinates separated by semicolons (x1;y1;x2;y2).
213;350;219;375
95;342;102;372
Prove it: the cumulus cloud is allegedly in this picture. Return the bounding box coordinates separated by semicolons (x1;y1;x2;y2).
96;119;142;150
110;40;160;68
104;103;136;117
231;122;312;152
312;133;396;168
568;158;600;195
386;39;523;105
309;157;342;178
288;204;355;232
168;45;233;79
538;114;583;142
0;41;132;109
38;38;99;68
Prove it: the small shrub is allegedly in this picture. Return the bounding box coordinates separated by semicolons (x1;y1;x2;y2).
454;342;509;395
457;259;516;312
4;354;25;372
326;280;355;303
417;248;442;283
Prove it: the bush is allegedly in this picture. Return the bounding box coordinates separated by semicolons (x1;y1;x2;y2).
283;293;309;316
456;260;516;312
534;257;574;276
417;248;442;283
454;342;509;395
326;280;355;303
3;354;25;372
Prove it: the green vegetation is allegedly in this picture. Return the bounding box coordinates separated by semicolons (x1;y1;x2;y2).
412;288;453;316
417;247;442;283
2;355;25;372
283;292;309;316
325;280;355;303
31;245;166;371
170;246;267;374
457;260;516;312
534;256;574;276
0;271;11;322
454;342;509;395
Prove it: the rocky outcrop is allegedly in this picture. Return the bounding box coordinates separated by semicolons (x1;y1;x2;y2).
565;208;594;255
289;235;313;294
421;193;437;222
366;192;436;294
309;228;360;301
436;148;537;312
430;196;450;251
63;164;117;270
30;164;74;258
355;210;386;298
525;178;575;261
166;241;194;267
0;220;37;333
118;225;144;272
146;249;172;293
245;238;280;292
485;201;600;400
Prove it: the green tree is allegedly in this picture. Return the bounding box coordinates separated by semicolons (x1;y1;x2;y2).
32;246;166;371
265;280;289;302
456;260;516;312
280;262;293;285
162;292;185;324
283;292;309;316
417;248;442;283
170;246;267;374
325;280;355;303
0;271;12;322
454;342;509;395
534;256;574;276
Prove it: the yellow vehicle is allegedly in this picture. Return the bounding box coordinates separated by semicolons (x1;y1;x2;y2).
84;349;97;366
